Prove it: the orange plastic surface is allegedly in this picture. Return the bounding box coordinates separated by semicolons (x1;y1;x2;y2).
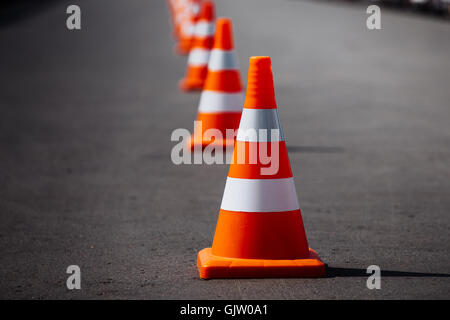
244;56;277;109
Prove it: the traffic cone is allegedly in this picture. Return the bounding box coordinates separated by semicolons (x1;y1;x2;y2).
175;0;202;55
197;56;326;279
188;18;243;150
179;1;216;91
167;0;183;40
173;0;187;41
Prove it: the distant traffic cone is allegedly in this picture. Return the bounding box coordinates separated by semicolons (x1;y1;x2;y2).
175;0;202;55
197;56;326;279
179;1;216;91
173;0;188;41
168;0;183;40
188;18;243;150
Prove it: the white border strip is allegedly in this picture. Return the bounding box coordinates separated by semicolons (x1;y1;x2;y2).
195;21;215;37
220;177;299;212
236;108;284;142
208;49;239;71
198;91;243;113
182;21;195;36
188;48;210;66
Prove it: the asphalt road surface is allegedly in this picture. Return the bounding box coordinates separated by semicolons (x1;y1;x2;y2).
1;0;449;299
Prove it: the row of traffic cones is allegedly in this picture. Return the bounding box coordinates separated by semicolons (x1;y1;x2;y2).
167;0;326;279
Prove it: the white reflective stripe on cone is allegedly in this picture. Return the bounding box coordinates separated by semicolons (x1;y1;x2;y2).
198;91;244;113
188;48;211;66
208;49;239;71
236;108;284;142
182;21;195;36
220;177;299;212
194;21;215;37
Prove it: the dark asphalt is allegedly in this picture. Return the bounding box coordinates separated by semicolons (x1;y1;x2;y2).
0;0;449;299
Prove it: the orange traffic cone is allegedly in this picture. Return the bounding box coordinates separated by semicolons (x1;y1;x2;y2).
188;18;243;150
197;56;326;279
179;1;216;91
175;0;202;55
168;0;184;40
173;0;187;41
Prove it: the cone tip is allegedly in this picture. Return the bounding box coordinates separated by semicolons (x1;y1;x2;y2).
216;17;232;27
213;17;234;50
249;56;272;69
244;56;277;109
201;1;215;20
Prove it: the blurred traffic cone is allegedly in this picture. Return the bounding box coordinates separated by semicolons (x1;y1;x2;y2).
179;1;216;91
173;0;187;41
168;0;184;40
188;18;243;150
175;0;202;55
197;56;326;279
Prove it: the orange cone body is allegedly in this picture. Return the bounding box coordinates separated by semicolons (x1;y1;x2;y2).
188;18;243;149
197;57;326;279
179;1;216;91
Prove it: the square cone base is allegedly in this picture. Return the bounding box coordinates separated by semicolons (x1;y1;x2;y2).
197;248;326;279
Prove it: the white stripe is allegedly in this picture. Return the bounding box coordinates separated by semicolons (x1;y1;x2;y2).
181;21;195;36
208;49;239;71
188;48;210;66
198;91;243;113
195;21;215;37
236;108;284;142
220;177;299;212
